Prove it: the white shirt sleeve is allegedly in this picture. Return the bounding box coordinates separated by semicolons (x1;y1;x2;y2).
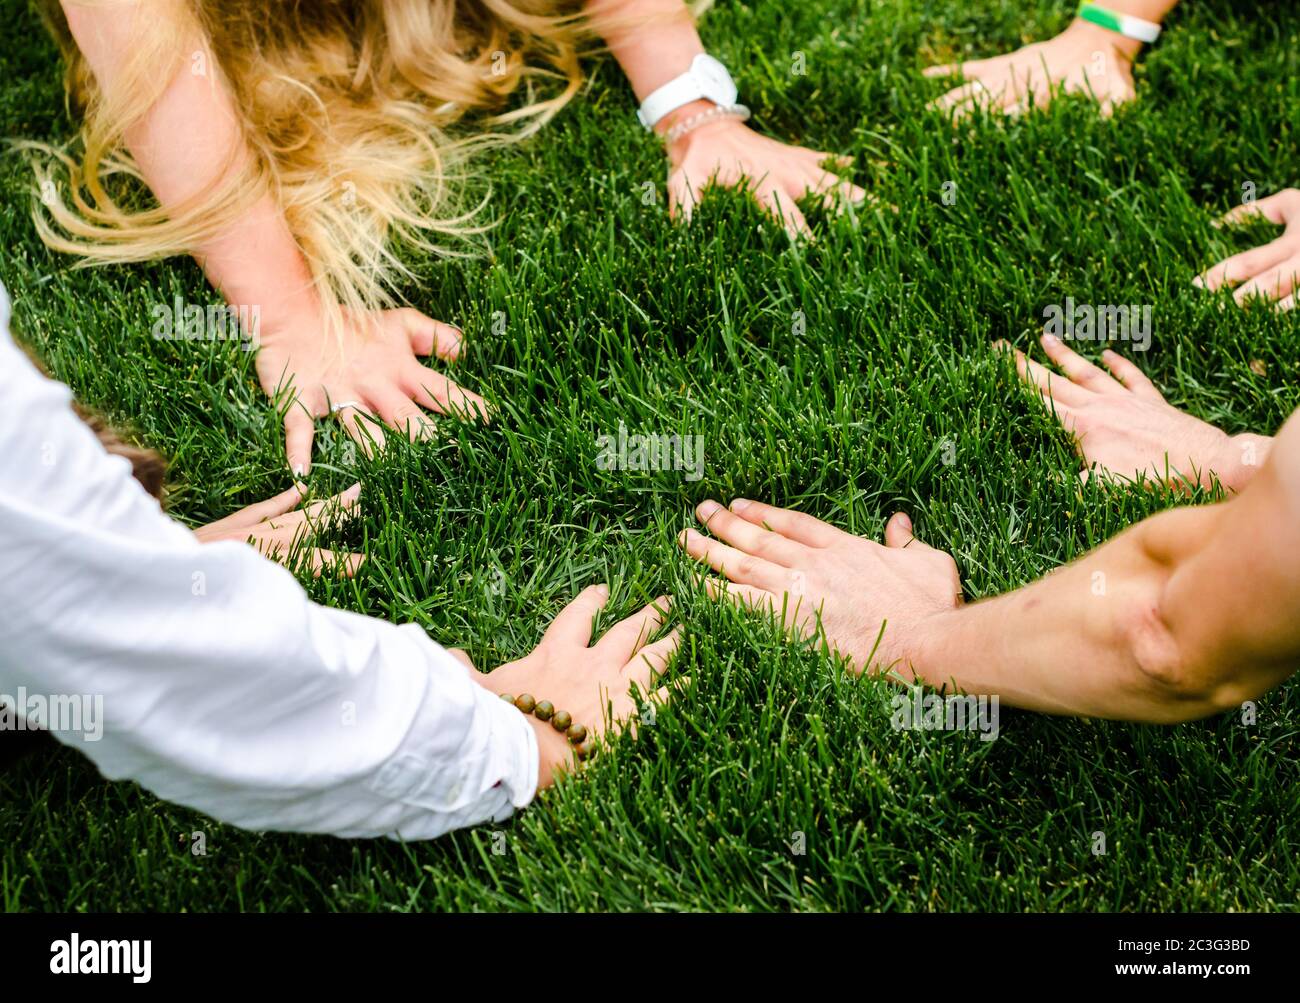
0;287;537;840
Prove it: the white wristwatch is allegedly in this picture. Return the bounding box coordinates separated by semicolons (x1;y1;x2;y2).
637;53;740;130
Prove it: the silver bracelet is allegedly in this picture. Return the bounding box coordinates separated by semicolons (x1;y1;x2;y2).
662;103;751;145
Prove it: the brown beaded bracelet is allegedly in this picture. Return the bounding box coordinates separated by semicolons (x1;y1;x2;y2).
501;693;597;760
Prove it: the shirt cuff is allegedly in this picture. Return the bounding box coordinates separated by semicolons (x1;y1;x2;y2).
474;671;539;812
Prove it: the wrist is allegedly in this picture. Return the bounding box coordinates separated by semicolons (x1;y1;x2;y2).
1065;16;1145;62
1211;433;1273;493
657;100;749;161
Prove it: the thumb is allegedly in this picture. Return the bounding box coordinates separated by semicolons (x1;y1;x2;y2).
884;511;918;549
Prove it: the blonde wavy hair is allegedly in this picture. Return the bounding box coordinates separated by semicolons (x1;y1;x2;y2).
25;0;644;322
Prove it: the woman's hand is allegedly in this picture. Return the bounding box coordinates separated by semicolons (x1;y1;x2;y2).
194;482;364;576
925;19;1140;119
661;106;865;240
1196;189;1300;309
472;585;681;788
678;500;962;674
1004;334;1268;491
256;306;490;475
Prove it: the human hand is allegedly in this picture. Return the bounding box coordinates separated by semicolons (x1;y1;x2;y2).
473;585;681;788
678;499;962;674
256;306;489;475
1004;334;1266;491
925;19;1140;119
194;482;364;576
1195;188;1300;309
660;105;866;240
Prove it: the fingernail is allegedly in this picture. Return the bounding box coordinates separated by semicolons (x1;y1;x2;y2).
343;482;362;502
1042;333;1060;345
292;464;304;477
595;583;609;599
1191;275;1205;289
899;512;912;532
697;500;720;520
730;498;751;513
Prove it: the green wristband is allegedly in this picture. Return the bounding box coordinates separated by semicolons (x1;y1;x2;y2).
1078;3;1162;44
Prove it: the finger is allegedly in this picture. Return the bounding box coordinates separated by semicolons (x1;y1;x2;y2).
924;58;991;81
724;497;845;548
921;62;961;79
1216;190;1300;228
301;548;365;579
1194;239;1294;291
755;182;812;241
336;404;387;456
597;596;673;664
803;149;854;172
402;363;491;423
930;80;997;113
1232;265;1298;307
395;308;463;362
541;583;609;649
704;576;773;607
284;401;317;478
883;511;916;549
678;527;787;591
620;625;682;690
806;170;868;212
1040;333;1124;394
447;648;475;670
694;499;804;566
1004;344;1091;408
667;168;699;224
366;384;438;442
652;678;687;705
1099;349;1163;401
297;482;362;530
232;483;308;528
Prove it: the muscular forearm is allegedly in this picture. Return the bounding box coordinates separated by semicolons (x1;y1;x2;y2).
909;512;1204;722
61;1;321;329
908;417;1300;724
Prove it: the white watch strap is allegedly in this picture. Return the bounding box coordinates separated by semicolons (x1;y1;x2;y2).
637;54;739;130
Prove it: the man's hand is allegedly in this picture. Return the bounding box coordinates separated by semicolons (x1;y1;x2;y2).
661;108;866;240
257;306;490;476
925;19;1140;119
1004;334;1268;491
473;585;681;788
193;482;364;576
677;499;962;673
1196;188;1300;309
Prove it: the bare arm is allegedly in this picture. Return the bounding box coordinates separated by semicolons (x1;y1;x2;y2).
586;0;866;236
914;411;1300;722
57;1;482;474
681;411;1300;726
60;1;319;331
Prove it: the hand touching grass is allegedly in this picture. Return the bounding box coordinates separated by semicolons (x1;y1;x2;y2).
1196;189;1300;309
1003;334;1269;491
678;499;962;674
662;111;865;240
258;306;490;476
925;19;1140;119
472;585;681;788
194;482;364;576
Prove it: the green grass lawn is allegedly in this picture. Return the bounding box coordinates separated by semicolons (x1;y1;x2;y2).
2;0;1299;911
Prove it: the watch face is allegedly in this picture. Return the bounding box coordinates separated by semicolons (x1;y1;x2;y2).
690;54;738;106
